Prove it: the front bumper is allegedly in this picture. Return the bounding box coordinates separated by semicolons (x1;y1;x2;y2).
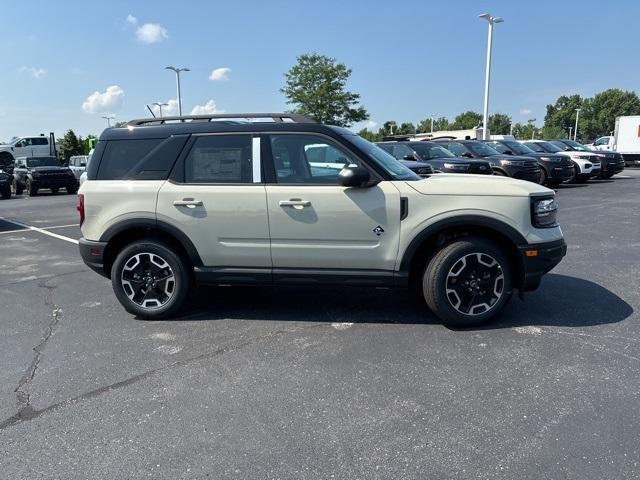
32;177;79;188
518;238;567;292
79;237;108;277
500;164;541;183
546;164;574;182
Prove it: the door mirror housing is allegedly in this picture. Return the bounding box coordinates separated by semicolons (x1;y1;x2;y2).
338;167;374;188
462;152;473;158
504;150;513;155
403;153;417;161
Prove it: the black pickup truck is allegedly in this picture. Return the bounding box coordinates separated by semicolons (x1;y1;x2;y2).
13;156;79;196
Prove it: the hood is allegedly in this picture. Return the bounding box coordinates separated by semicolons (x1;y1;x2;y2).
487;154;537;162
560;150;599;158
406;173;552;197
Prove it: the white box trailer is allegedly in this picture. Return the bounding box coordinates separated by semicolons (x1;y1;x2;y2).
613;115;640;166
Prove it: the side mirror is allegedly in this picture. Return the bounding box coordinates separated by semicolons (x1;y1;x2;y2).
62;162;69;167
338;166;373;188
462;152;473;158
504;150;513;155
403;153;417;161
81;163;87;167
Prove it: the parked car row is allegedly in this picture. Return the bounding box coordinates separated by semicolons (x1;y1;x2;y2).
376;136;625;186
0;155;79;199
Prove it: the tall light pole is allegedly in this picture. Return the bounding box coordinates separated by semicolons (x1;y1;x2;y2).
428;114;437;134
101;115;115;127
479;13;504;140
573;108;581;141
153;102;169;118
165;66;190;116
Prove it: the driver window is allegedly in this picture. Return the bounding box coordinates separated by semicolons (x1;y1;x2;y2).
270;134;361;185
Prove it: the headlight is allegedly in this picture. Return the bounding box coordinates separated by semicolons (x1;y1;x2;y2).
532;197;558;228
540;156;561;162
576;155;592;160
443;163;469;171
500;159;518;165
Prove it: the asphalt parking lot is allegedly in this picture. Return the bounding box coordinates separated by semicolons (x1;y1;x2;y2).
0;173;639;479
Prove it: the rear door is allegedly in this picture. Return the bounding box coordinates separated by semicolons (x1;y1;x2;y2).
156;133;271;272
264;133;401;277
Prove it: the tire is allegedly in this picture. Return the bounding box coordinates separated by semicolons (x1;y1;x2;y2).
14;180;23;195
1;184;10;199
422;237;512;328
51;187;59;194
573;166;587;183
539;168;547;185
111;240;191;319
26;179;38;196
66;184;78;194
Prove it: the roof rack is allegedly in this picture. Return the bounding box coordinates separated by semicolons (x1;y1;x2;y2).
126;112;316;127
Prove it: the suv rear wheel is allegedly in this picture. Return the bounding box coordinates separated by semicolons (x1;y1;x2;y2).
423;238;512;328
111;240;190;319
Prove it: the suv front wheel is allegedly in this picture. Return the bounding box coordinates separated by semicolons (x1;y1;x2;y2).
111;240;190;319
423;238;512;328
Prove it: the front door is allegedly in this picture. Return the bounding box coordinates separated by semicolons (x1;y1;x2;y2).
265;133;401;276
156;134;271;272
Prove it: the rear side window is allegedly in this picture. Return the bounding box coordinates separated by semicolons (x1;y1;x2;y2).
96;139;162;180
184;135;253;183
446;142;467;156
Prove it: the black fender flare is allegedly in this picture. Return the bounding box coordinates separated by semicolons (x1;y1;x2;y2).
398;215;527;273
99;218;203;267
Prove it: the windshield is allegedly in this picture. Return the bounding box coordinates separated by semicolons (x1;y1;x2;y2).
535;141;564;153
26;157;60;167
502;141;535;155
410;143;455;159
549;141;572;152
524;142;545;153
344;135;420;181
561;139;592;152
467;142;501;157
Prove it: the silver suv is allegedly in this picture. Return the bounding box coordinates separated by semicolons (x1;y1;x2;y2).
78;113;566;327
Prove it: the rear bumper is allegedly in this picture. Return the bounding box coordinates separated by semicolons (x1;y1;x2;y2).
518;238;567;292
79;237;108;277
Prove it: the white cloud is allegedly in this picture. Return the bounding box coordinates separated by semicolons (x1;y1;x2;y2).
19;66;47;79
82;85;124;114
520;108;532;116
364;120;377;130
136;23;168;44
190;100;223;115
149;99;179;117
126;14;138;25
209;67;231;81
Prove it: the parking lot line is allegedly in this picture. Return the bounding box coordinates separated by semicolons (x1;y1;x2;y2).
0;217;79;244
0;223;79;235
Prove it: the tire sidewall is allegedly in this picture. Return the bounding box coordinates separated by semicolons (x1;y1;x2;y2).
424;238;512;328
111;240;190;319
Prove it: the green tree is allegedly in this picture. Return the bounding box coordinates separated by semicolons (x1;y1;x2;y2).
357;128;379;142
512;119;540;140
541;124;567;140
488;113;512;135
417;116;450;133
281;53;369;127
450;111;483;130
58;129;82;162
587;89;640;139
114;121;127;128
543;94;587;139
397;122;416;135
377;120;398;138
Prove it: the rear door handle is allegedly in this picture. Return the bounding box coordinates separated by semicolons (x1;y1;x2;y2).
279;199;311;207
173;199;203;207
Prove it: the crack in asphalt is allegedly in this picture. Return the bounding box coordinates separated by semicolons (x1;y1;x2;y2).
0;321;326;431
4;279;62;429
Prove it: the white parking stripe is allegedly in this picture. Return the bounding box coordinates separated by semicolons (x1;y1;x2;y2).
0;223;79;235
0;218;79;244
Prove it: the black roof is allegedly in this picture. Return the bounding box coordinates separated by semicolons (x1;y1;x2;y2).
100;113;353;141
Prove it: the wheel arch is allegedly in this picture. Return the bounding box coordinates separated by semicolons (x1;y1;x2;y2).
399;216;526;289
99;219;202;278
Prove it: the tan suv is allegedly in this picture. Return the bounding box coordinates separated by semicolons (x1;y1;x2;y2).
78;113;566;327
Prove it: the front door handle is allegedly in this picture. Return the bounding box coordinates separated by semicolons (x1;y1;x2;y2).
279;199;311;208
173;198;203;207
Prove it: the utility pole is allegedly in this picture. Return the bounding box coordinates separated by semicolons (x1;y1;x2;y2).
479;13;504;140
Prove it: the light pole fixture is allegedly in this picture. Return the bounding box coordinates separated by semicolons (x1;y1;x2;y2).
101;115;115;127
479;12;504;140
428;114;437;134
153;102;169;118
574;108;581;141
165;66;190;116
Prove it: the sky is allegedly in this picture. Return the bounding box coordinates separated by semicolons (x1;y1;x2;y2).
0;0;638;141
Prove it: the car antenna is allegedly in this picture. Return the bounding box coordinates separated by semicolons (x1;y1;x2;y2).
146;105;157;118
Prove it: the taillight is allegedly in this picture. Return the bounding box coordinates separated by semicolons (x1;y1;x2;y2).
77;194;85;226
